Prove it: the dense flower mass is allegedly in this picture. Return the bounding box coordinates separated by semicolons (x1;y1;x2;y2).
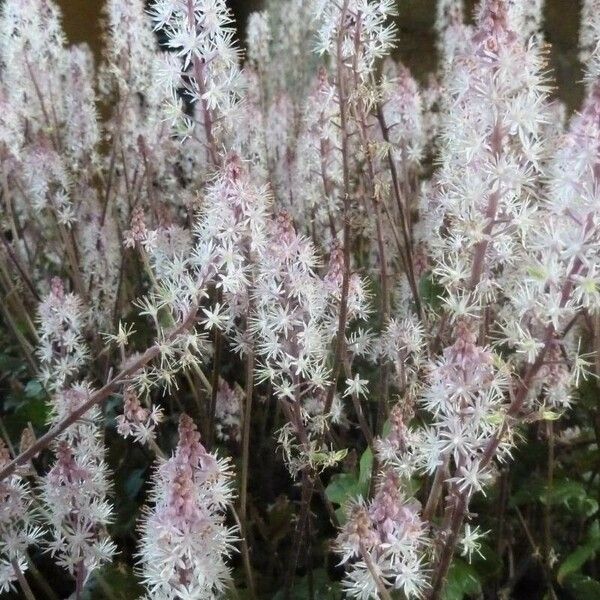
36;279;89;391
40;439;116;584
0;442;42;594
148;0;242;143
337;470;428;599
138;414;236;599
0;0;599;598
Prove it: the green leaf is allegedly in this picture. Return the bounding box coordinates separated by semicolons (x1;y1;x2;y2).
326;447;373;508
105;393;124;425
558;544;600;584
2;378;49;433
358;447;373;494
540;480;599;517
563;574;600;600
470;543;503;580
509;478;544;507
381;418;392;438
589;520;600;540
325;473;361;506
540;410;561;421
419;271;445;311
557;521;600;583
82;563;143;599
0;352;25;374
442;559;482;600
325;448;373;525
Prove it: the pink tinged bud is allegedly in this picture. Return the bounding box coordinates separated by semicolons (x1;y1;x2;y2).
123;205;149;248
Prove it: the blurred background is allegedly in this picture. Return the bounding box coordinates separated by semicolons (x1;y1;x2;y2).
56;0;586;112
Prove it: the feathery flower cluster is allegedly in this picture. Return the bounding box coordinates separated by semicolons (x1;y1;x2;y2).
253;213;338;401
0;442;41;594
190;153;270;306
138;414;236;599
315;0;398;80
421;322;509;493
246;11;271;69
375;402;422;479
505;0;545;42
543;47;600;320
41;439;116;584
337;470;428;599
124;206;155;252
116;386;164;445
579;0;600;72
423;0;551;315
214;380;242;443
149;0;242;142
499;9;600;410
380;60;426;173
39;382;116;585
37;278;117;587
435;0;470;67
290;69;343;241
36;279;89;391
375;316;426;398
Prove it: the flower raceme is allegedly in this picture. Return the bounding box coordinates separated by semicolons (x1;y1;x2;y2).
148;0;242;143
337;470;428;600
138;414;236;599
0;442;42;594
36;279;89;391
0;0;599;598
40;440;116;585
